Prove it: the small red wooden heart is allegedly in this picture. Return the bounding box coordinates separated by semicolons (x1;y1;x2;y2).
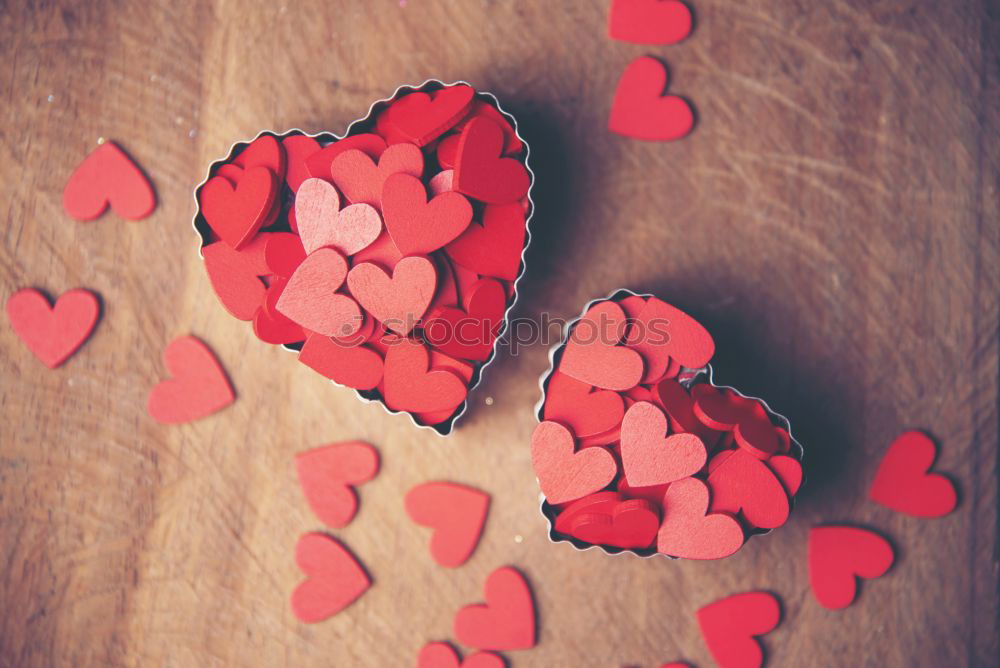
329;143;423;209
282;134;321;192
6;288;100;368
298;332;384;391
417;642;504;668
199;166;278;249
347;256;436;336
693;384;780;459
608;0;693;45
295;441;380;528
295;178;383;255
543;371;625;438
620;401;707;487
707;448;790;529
383;338;468;413
570;498;660;550
63;141;156;221
291;532;370;623
424;278;506;362
276;248;362;338
656;378;721;447
233;135;287;180
809;526;894;610
202;242;267;321
869;430;957;518
263;232;307;278
445;202;526;281
453;566;536;651
382;84;475;146
405;481;490;568
560;300;645;391
531;421;618;504
454;118;530;204
625;296;715;375
657;477;744;560
696;591;781;668
609;56;693;142
767;454;803;497
305;133;387;179
382;172;472;255
147;335;234;424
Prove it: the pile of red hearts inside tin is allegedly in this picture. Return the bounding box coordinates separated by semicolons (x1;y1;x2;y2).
534;292;804;559
193;83;531;432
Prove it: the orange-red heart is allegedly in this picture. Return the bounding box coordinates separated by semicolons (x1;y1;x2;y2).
405;481;490;568
295;441;379;528
620;401;707;487
531;421;618;504
291;532;370;623
347;256;436;336
147;335;234;424
199;166;278;249
383;338;468;413
454;118;530;204
657;477;744;560
453;566;536;651
6;288;100;368
560;300;644;391
382;172;472;255
63;141;155;221
276;248;362;338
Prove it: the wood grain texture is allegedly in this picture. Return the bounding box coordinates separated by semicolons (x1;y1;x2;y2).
1;1;997;666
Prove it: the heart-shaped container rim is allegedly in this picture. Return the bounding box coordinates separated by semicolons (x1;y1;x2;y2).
533;288;806;559
191;79;536;436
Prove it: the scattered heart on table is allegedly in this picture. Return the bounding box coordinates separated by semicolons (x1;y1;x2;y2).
296;441;380;528
405;481;490;568
147;335;234;424
194;82;532;433
535;291;803;558
6;288;100;368
809;526;894;610
869;430;958;518
291;532;370;623
453;566;536;651
63;141;156;221
609;56;694;142
697;591;782;668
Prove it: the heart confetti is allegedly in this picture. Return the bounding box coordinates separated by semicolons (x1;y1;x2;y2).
697;591;781;668
147;335;234;424
453;566;536;651
535;291;803;559
296;441;380;528
609;56;694;142
809;526;894;610
405;481;490;568
63;141;156;221
291;532;370;623
193;82;532;433
869;430;957;518
6;288;100;368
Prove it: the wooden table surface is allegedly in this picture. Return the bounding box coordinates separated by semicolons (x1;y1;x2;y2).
2;1;997;666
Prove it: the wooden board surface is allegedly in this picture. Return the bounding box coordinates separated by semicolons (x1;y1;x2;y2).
1;1;998;666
